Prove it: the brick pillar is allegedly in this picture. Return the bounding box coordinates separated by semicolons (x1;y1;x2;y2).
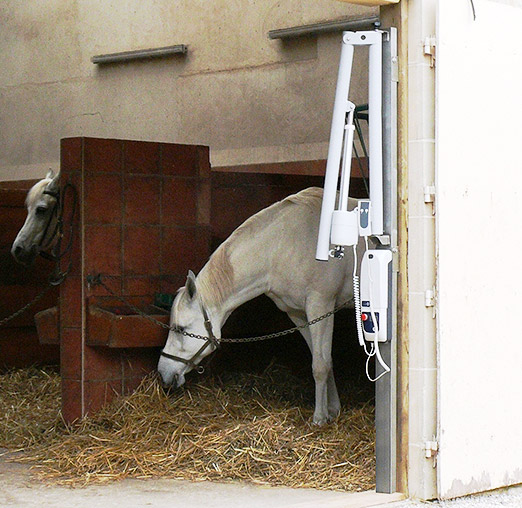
59;137;211;422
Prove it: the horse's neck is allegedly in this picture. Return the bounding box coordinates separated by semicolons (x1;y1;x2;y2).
198;240;270;329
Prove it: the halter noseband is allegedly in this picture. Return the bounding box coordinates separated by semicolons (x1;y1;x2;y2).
160;304;220;373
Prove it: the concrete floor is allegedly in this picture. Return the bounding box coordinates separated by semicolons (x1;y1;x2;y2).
389;485;522;508
1;449;521;508
0;449;403;508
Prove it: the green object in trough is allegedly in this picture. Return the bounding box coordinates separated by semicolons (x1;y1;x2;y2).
154;293;175;310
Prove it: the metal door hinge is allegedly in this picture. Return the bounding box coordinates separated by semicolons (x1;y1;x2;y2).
425;287;436;318
425;288;435;307
391;56;399;83
424;185;436;215
424;440;439;461
423;36;436;68
424;185;436;203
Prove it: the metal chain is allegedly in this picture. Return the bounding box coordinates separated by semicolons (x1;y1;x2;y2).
0;284;53;327
88;274;353;344
0;255;72;328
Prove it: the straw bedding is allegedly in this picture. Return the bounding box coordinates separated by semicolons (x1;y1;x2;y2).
0;365;375;490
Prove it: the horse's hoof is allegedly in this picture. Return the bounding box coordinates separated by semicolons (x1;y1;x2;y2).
313;411;339;425
312;415;329;426
328;407;341;420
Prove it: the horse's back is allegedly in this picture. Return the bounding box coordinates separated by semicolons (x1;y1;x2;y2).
264;187;356;307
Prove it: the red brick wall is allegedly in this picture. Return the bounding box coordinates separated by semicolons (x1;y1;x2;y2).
211;158;368;246
0;182;60;369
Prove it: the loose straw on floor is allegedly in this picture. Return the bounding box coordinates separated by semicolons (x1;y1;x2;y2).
0;366;375;490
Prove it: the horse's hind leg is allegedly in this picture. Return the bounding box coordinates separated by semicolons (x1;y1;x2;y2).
326;368;340;420
291;302;339;425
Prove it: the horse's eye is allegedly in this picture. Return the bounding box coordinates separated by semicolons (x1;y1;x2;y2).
35;206;48;216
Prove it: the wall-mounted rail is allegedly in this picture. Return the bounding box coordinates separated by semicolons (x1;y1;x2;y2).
268;16;380;40
92;44;187;65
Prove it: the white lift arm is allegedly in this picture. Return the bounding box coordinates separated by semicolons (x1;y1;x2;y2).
316;30;383;261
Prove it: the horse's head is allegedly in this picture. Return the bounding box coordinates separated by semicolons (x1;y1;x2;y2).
158;271;219;389
11;170;60;266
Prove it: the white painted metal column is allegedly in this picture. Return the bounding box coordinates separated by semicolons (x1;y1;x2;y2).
406;0;438;500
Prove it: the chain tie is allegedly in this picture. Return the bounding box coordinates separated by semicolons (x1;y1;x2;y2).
88;274;353;344
0;285;54;328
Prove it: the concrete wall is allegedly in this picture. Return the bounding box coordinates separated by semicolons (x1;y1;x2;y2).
0;0;376;181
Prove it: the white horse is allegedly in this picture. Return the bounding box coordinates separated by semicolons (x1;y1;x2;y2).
158;187;364;425
11;170;61;266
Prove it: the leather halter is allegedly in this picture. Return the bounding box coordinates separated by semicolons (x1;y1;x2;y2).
160;304;220;373
38;183;77;264
38;188;61;256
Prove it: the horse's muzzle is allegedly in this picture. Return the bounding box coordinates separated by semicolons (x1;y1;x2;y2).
159;371;186;392
11;244;37;266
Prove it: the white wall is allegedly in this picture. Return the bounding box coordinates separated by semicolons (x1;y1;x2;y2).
436;0;522;499
0;0;375;180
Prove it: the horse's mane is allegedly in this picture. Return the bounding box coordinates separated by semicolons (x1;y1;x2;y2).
196;245;235;308
26;178;52;208
196;187;323;307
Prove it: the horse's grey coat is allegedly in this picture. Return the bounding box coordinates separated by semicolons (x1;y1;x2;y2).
11;170;60;266
158;187;364;425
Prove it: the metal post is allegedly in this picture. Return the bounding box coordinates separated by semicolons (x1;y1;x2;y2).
375;26;398;494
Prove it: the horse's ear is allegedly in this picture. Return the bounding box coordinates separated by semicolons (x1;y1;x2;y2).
46;171;60;193
186;270;197;300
